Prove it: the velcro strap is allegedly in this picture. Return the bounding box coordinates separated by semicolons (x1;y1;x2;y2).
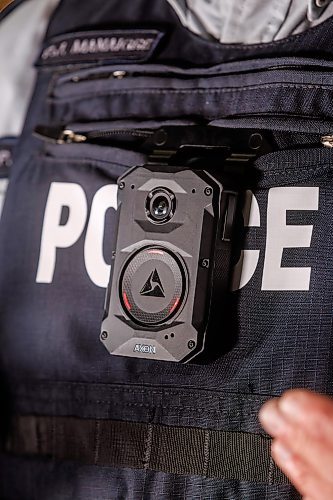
6;415;288;484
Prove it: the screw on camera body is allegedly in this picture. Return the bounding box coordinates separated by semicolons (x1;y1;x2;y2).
248;133;263;150
188;340;195;349
204;187;212;196
200;259;210;269
101;331;108;340
153;129;168;147
119;181;125;190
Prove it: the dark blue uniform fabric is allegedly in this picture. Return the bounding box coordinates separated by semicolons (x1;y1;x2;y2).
1;0;333;498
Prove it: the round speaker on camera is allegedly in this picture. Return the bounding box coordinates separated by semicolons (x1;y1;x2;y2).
119;245;187;326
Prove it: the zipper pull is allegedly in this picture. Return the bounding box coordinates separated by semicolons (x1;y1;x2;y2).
34;125;87;144
34;124;154;147
0;149;12;168
70;69;128;83
58;129;87;144
112;70;127;79
321;135;333;148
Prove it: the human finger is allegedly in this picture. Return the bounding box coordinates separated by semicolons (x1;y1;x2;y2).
271;438;333;500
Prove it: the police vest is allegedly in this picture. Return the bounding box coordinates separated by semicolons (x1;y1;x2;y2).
1;1;333;498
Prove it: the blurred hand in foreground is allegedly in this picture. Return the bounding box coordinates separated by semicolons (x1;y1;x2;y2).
260;389;333;500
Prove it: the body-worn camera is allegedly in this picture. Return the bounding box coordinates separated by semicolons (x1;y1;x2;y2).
101;126;272;363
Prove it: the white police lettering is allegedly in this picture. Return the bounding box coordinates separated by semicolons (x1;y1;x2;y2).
232;190;260;291
36;182;117;286
84;185;118;287
233;186;319;291
37;183;319;290
133;344;156;354
262;187;319;291
0;178;9;220
36;183;87;283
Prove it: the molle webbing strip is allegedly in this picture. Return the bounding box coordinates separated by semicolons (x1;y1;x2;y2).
6;415;288;484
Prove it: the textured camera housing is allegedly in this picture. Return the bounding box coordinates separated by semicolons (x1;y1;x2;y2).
101;163;223;363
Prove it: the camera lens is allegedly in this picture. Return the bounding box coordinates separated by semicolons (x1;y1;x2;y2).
152;196;170;218
146;188;175;224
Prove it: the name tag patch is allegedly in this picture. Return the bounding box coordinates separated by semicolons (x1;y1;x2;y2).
38;30;164;65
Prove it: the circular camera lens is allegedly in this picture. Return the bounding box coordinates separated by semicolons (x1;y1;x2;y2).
146;188;175;224
152;195;170;218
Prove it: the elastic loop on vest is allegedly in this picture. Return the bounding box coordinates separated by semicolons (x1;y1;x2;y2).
6;415;289;484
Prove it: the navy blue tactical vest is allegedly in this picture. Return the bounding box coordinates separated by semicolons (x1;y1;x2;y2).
1;1;333;498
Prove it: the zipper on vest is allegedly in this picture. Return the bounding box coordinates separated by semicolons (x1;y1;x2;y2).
34;125;154;145
321;135;333;148
35;125;333;151
70;70;128;83
64;62;333;85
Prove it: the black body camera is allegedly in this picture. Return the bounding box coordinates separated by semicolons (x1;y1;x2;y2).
101;126;272;363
